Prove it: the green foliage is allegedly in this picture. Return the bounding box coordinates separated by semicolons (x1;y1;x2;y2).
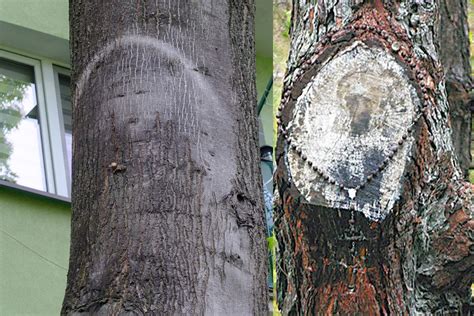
267;234;278;250
470;32;474;77
282;10;291;38
470;1;474;76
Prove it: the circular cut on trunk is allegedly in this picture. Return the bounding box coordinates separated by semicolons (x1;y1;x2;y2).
287;42;420;221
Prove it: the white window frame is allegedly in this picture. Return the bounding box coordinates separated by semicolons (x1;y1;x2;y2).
52;65;72;195
0;48;71;200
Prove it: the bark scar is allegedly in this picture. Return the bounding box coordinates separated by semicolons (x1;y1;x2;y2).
108;162;127;173
222;189;257;228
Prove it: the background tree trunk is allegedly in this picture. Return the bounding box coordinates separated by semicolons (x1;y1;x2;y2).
437;0;472;177
62;1;268;315
275;0;473;314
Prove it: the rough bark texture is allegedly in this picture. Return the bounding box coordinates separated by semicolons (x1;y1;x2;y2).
62;1;268;315
275;0;473;314
437;0;472;176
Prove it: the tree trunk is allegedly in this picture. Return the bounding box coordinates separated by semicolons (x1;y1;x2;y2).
437;0;472;177
275;0;473;314
62;1;268;315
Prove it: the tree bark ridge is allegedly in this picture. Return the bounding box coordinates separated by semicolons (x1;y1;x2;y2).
63;1;267;314
437;0;472;176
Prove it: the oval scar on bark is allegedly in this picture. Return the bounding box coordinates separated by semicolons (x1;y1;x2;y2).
287;42;422;221
74;34;219;111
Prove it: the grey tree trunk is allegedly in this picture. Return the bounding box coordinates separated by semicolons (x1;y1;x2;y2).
275;0;473;314
62;1;268;315
437;0;472;177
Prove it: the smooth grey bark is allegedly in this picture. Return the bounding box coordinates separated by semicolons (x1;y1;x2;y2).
275;0;473;314
437;0;472;177
62;1;268;315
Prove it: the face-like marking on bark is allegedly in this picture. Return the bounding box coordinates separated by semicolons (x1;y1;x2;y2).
74;34;218;114
287;42;421;221
73;34;221;162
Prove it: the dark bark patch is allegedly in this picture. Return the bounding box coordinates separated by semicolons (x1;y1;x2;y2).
222;189;257;228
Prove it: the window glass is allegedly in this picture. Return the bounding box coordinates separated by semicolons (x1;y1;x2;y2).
0;58;46;191
57;73;72;175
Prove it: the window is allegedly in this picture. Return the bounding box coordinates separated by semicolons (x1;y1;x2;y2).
0;57;46;191
0;50;71;199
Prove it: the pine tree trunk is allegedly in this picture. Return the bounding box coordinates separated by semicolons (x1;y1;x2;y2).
437;0;472;177
275;0;473;314
62;1;268;315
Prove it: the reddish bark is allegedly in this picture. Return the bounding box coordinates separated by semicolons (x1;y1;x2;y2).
275;1;473;314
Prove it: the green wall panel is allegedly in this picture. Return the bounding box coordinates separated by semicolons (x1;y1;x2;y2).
256;54;273;100
0;187;70;315
256;54;273;147
0;0;68;40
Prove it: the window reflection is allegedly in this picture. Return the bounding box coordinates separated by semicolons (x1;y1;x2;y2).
0;58;46;191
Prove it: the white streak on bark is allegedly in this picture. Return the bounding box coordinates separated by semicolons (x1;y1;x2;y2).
74;34;219;123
